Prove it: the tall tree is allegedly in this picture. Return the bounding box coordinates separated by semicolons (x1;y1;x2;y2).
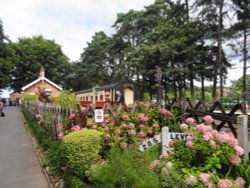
0;19;13;91
195;0;231;98
231;0;250;97
9;35;70;91
76;31;114;90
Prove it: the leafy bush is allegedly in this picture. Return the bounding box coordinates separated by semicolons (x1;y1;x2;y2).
22;107;50;150
54;89;79;109
156;116;249;187
60;129;103;179
87;145;161;188
22;93;38;101
64;175;85;188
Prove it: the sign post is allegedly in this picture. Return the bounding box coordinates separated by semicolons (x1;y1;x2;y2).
94;109;104;123
139;127;193;153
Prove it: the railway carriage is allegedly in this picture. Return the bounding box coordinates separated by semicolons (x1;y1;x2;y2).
75;83;139;107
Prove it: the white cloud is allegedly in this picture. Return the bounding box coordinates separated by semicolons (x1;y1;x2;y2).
0;0;155;61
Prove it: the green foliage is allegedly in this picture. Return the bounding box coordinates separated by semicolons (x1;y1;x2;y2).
42;141;62;175
22;93;38;101
160;168;193;188
158;117;249;187
54;89;79;108
231;159;250;187
22;107;50;150
9;35;71;91
87;146;161;188
60;129;103;178
64;175;84;188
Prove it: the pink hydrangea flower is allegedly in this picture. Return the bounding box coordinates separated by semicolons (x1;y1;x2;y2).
137;113;148;122
139;124;147;129
166;161;173;168
58;132;64;140
122;114;130;120
121;123;128;129
160;152;168;159
180;123;188;130
128;123;135;129
69;113;75;120
56;123;63;131
185;117;195;124
71;125;81;131
199;173;211;184
203;132;213;141
115;129;121;135
186;175;197;185
104;126;109;132
105;133;111;140
159;109;172;117
147;129;153;135
230;155;241;166
186;141;193;148
209;140;216;147
86;121;93;127
153;124;159;128
128;130;136;136
203;115;213;124
217;179;232;188
120;142;127;149
187;135;193;141
234;177;246;187
139;131;147;137
161;167;168;174
150;160;160;170
234;145;244;156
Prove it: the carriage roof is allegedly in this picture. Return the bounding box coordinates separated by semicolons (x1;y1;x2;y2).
75;83;121;94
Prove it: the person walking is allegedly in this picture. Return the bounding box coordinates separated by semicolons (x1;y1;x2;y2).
115;91;125;105
0;98;4;117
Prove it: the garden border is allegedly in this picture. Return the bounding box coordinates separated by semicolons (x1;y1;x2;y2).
21;109;53;188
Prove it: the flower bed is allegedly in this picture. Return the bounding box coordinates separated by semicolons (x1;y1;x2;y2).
23;103;250;187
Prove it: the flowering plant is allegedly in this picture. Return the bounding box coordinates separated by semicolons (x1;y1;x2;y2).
155;115;247;187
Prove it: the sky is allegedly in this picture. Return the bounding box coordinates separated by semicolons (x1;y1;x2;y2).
0;0;244;97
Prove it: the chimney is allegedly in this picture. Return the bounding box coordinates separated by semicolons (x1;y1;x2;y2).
39;66;45;78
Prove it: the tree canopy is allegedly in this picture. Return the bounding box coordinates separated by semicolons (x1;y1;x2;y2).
0;0;249;100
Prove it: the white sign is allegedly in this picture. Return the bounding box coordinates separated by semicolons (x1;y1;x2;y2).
139;127;193;153
139;134;161;151
94;109;104;123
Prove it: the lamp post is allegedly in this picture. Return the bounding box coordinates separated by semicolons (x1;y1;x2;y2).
93;84;101;105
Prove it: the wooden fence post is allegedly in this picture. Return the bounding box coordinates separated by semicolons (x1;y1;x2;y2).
237;115;249;159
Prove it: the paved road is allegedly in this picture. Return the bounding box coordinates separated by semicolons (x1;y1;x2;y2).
0;106;50;188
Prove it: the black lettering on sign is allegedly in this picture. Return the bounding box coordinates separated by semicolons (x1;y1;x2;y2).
176;134;180;140
170;134;175;139
153;138;158;143
147;141;152;146
180;134;185;139
142;144;147;150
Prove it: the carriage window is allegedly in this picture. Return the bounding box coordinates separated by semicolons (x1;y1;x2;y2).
91;96;93;101
86;96;88;101
100;95;103;101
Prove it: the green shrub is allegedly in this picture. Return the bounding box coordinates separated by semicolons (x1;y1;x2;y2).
60;129;103;179
87;145;161;188
43;141;62;175
22;107;50;150
22;93;38;101
64;175;84;188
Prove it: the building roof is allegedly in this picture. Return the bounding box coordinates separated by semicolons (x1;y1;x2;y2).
22;76;62;91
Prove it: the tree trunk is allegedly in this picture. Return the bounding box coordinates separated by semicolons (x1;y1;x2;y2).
201;74;205;101
218;0;224;98
242;28;247;98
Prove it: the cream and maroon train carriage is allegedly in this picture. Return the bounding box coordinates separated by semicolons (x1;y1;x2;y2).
75;83;139;107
